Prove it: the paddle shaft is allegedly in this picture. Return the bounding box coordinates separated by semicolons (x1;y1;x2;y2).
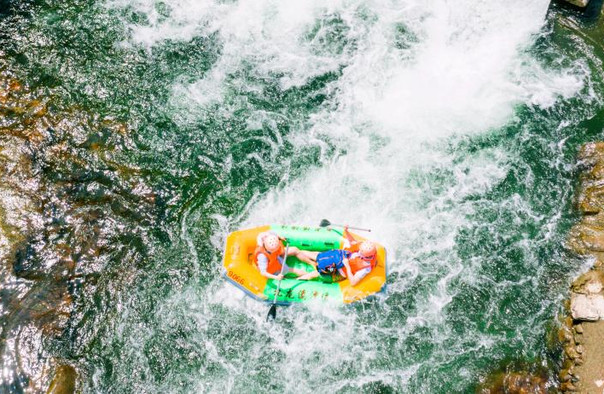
266;244;289;320
272;244;289;304
321;219;371;232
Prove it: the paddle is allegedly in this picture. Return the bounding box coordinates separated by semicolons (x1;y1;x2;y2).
266;244;289;321
319;219;371;232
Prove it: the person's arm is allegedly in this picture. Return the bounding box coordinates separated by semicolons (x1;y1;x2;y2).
343;226;356;243
342;226;360;250
342;258;353;281
348;268;371;286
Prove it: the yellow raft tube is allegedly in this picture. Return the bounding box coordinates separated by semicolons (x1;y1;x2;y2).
222;224;387;304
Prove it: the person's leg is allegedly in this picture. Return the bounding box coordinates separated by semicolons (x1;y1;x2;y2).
287;247;318;267
279;262;293;278
297;271;319;281
291;267;309;276
280;257;309;278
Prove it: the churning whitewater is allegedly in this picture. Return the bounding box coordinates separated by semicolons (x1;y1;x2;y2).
2;0;601;391
95;0;590;392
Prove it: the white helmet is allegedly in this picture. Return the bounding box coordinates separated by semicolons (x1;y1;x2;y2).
264;234;281;253
359;241;376;258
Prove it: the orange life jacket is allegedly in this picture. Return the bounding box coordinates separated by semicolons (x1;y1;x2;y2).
347;255;375;274
254;244;284;275
346;242;360;254
342;242;377;277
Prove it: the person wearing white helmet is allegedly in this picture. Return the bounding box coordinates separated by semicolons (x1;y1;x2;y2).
342;238;378;286
254;231;315;280
298;226;378;286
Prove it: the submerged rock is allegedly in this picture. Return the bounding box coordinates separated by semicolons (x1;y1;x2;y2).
564;0;590;8
478;371;548;394
0;60;156;391
46;365;76;394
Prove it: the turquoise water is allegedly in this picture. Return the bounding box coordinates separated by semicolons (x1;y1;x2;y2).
1;0;604;392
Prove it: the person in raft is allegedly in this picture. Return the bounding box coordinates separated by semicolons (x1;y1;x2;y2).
298;226;378;286
254;231;316;280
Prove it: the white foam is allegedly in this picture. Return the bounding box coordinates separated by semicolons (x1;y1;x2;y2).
105;0;589;390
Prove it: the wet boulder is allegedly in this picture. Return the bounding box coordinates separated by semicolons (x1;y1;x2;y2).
567;222;604;254
570;293;604;321
564;0;590;8
46;365;76;394
570;271;604;321
478;371;548;394
571;270;604;294
575;142;604;214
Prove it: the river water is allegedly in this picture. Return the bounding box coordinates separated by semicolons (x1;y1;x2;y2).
1;0;604;392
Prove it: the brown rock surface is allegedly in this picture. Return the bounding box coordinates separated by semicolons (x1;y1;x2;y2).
568;223;604;254
578;142;604;169
572;321;604;393
563;142;604;392
576;142;604;215
46;365;76;394
0;57;155;391
478;371;548;394
564;0;590;7
571;270;604;294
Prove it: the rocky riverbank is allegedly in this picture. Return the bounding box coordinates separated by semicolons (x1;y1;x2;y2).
559;142;604;392
0;55;156;392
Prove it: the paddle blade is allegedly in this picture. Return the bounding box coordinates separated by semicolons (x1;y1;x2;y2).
266;304;277;321
319;219;330;227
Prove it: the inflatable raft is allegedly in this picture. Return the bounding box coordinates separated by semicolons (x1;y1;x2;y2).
222;225;387;304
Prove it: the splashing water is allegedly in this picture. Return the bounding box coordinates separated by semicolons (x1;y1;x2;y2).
1;0;604;392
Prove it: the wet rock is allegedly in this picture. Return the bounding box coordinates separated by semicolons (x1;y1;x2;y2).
478;371;547;394
46;365;76;394
575;142;604;214
570;293;604;320
562;359;575;370
577;189;604;214
578;142;604;168
0;63;154;392
568;223;604;253
559;142;604;393
558;326;574;343
574;331;583;345
565;343;581;360
560;381;578;391
570;270;604;294
559;366;573;382
564;0;589;8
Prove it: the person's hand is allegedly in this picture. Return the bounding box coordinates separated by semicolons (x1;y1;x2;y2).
275;274;284;281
